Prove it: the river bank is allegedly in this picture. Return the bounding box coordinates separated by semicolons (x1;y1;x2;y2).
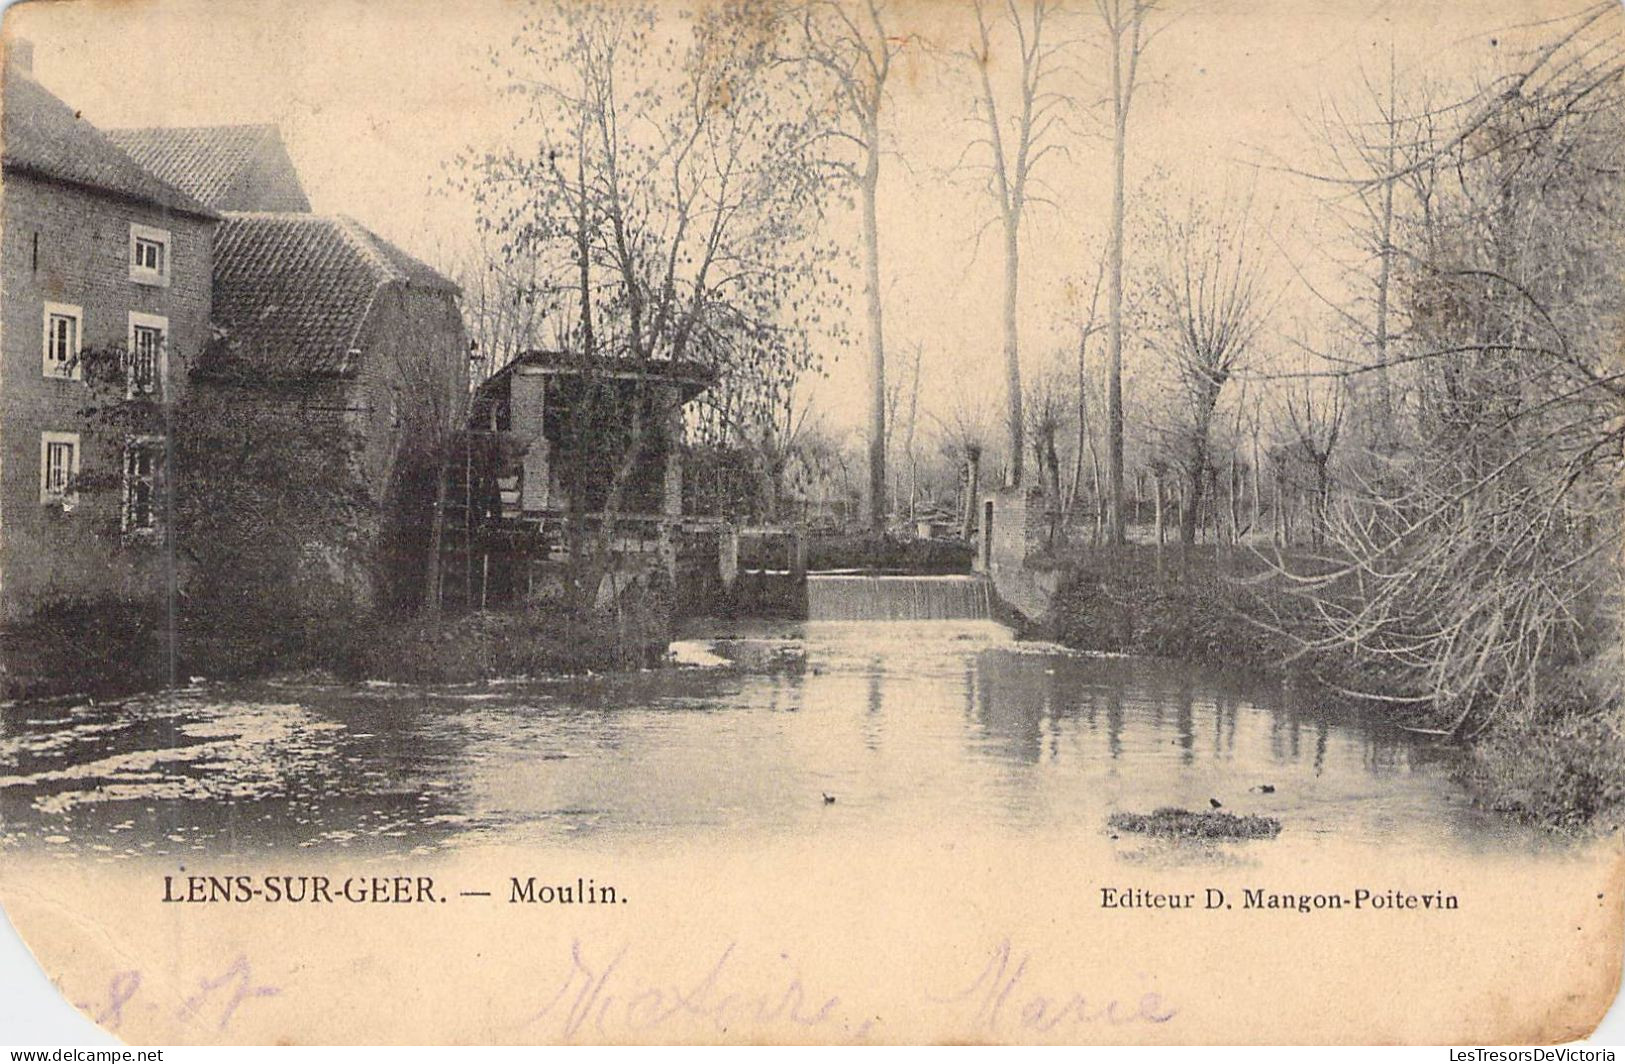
2;535;973;701
0;585;673;701
1032;545;1625;833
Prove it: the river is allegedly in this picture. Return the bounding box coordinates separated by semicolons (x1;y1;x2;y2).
0;616;1541;860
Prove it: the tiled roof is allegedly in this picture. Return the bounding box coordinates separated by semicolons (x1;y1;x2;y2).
209;212;459;379
1;69;217;218
481;349;717;403
105;124;310;211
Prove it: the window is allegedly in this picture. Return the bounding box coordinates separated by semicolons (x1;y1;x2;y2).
133;238;163;272
129;223;170;286
127;312;168;398
42;302;82;379
123;437;166;533
40;432;80;506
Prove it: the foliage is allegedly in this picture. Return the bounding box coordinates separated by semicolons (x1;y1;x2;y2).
2;578;676;696
57;333;385;664
0;594;170;699
360;580;673;682
1274;5;1625;749
1459;660;1625;830
455;0;843;596
1048;547;1299;669
167;381;378;663
459;0;838;427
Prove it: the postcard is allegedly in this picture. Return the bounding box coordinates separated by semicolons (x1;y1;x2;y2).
1;0;1621;1045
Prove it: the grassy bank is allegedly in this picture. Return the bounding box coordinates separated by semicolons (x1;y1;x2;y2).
356;591;672;684
1456;662;1625;832
1;583;674;699
1038;546;1333;681
1039;545;1625;831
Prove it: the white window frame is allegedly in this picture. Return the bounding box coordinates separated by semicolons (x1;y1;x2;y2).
129;223;171;287
42;301;83;380
126;311;169;399
40;431;80;507
122;435;166;535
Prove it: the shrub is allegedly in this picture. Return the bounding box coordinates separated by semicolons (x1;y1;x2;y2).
0;594;171;698
1460;662;1625;831
1047;547;1297;671
1050;545;1625;831
802;533;973;574
357;579;674;684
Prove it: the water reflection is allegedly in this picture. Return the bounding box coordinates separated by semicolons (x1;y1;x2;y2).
0;620;1529;858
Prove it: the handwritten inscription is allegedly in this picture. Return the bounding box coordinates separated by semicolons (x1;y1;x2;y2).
78;956;279;1035
523;937;1175;1040
176;955;282;1031
91;970;141;1031
526;939;856;1041
71;941;1174;1040
932;939;1177;1036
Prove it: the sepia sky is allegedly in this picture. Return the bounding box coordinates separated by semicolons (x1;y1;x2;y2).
4;0;1548;446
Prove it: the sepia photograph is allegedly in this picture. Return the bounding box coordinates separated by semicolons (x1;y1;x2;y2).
0;0;1621;1047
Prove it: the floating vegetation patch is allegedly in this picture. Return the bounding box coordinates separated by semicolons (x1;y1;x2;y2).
1108;807;1282;840
703;639;808;673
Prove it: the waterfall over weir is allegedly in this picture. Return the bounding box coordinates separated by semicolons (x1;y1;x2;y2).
805;574;993;622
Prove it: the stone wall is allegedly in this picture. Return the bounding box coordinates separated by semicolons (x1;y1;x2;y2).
508;371;551;513
975;486;1059;622
977;487;1048;574
0;174;214;619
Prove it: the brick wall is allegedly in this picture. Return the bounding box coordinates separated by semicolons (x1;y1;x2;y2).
349;283;468;499
350;282;468;609
976;486;1061;621
979;486;1049;574
0;173;214;619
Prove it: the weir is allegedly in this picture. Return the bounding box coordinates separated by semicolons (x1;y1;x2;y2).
805;574;993;622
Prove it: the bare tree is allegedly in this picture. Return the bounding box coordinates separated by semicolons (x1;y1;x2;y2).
1284;47;1406;431
883;341;924;523
957;0;1076;487
1092;0;1163;543
932;382;998;540
1264;5;1625;743
447;234;557;386
1281;376;1347;547
1064;248;1108;530
782;414;859;524
1024;357;1073;544
461;0;832;604
1242;388;1265;540
1147;200;1269;546
782;0;911;530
